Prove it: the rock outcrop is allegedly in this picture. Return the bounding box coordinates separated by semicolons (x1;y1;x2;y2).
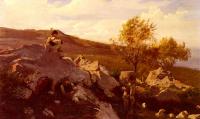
74;55;119;97
145;67;193;103
146;67;190;90
0;44;120;119
0;45;119;97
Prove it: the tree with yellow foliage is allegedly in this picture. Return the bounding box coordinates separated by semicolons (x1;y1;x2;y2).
157;37;191;68
112;16;191;79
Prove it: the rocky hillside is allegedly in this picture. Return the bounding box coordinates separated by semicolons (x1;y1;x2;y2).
0;44;120;119
1;27;199;70
0;44;200;119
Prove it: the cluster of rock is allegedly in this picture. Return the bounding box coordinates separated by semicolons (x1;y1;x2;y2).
119;67;200;118
145;67;196;103
0;44;120;119
155;109;200;119
148;68;200;119
74;55;119;97
1;44;200;119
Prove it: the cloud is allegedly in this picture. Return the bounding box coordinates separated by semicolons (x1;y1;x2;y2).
140;7;200;48
0;0;199;48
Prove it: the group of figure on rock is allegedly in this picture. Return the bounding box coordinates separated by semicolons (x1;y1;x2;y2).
44;30;138;119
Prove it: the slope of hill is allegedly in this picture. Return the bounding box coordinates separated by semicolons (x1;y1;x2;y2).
0;27;199;70
0;27;113;55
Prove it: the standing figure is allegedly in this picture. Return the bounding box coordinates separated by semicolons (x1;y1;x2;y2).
122;86;130;118
122;81;136;119
127;82;136;118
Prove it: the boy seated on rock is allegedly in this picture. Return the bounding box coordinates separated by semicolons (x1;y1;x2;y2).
45;30;63;55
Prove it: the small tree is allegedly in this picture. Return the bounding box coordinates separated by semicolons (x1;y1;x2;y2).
112;16;191;79
112;16;155;78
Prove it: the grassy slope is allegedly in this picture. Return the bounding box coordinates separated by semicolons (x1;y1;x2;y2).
68;53;200;88
170;67;200;88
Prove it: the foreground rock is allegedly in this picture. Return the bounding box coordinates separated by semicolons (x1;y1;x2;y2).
155;109;166;118
176;110;189;119
74;55;119;97
0;45;119;98
96;102;120;119
0;44;120;119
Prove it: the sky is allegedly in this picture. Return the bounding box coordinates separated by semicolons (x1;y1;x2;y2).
0;0;199;48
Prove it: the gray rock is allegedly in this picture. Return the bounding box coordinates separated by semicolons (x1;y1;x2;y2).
176;111;189;119
74;55;119;97
188;114;200;119
96;71;119;97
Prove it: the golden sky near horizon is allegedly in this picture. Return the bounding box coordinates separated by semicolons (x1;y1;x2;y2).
0;0;199;48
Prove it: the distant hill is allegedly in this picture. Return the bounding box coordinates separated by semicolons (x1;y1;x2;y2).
0;27;114;55
0;27;199;70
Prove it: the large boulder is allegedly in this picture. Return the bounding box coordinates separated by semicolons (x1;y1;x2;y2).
96;71;119;97
145;67;194;103
0;45;119;100
70;85;120;119
74;55;119;97
0;45;120;118
0;45;92;98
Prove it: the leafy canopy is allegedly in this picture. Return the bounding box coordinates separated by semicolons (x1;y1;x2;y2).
112;16;191;78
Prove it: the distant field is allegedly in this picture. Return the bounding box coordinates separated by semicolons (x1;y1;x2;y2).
170;67;200;88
